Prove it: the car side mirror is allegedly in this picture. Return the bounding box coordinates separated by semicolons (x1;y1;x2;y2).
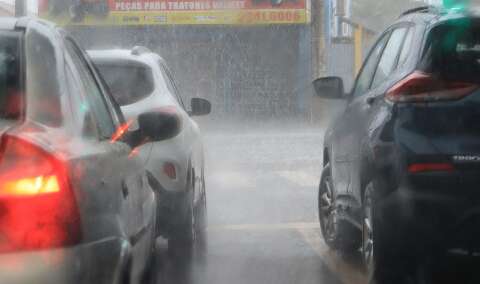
137;109;182;142
190;98;211;116
313;77;345;99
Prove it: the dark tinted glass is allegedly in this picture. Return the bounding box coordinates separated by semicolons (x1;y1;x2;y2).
95;62;154;106
0;33;21;120
371;27;407;89
65;40;115;139
158;61;185;107
421;20;480;83
65;63;98;138
25;27;62;126
397;27;413;68
352;33;389;97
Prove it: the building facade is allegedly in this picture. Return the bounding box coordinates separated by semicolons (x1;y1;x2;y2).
41;0;316;121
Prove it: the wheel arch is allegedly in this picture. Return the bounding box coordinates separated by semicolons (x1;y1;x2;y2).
323;148;330;167
359;151;378;205
359;150;392;205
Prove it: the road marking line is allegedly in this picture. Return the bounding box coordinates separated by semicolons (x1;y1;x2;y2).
276;170;319;188
208;222;319;231
297;228;368;284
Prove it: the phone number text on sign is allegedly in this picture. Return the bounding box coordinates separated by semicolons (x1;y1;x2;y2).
240;10;303;23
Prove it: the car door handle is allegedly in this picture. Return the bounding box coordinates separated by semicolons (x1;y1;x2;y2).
366;97;376;105
121;180;129;199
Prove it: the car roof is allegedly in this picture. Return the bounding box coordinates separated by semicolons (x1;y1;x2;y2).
0;17;21;30
398;6;480;27
87;49;167;67
0;17;59;33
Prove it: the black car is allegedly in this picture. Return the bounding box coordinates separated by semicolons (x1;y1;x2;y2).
0;17;175;284
314;6;480;283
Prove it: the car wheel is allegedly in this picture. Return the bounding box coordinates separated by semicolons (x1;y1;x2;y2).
141;198;158;283
362;180;404;284
169;170;198;250
318;163;360;252
195;168;207;233
169;166;209;255
170;199;195;244
121;257;132;284
362;182;375;275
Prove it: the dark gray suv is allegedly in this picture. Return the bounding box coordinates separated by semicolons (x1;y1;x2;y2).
314;6;480;283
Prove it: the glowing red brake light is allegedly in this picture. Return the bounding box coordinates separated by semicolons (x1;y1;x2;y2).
386;71;479;103
0;136;81;253
0;175;60;197
408;163;455;173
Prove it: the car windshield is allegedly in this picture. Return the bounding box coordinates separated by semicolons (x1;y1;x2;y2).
0;32;21;120
94;62;155;106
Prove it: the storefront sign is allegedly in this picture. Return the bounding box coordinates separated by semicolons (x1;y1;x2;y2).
39;0;309;25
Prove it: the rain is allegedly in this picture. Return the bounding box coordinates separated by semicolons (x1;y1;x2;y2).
1;0;480;284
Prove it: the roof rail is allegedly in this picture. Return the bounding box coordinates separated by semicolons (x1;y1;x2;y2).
131;46;151;56
400;5;441;17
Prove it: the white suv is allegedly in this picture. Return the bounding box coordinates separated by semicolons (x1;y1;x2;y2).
89;47;212;248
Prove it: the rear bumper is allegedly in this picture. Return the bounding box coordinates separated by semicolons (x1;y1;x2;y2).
379;175;480;251
0;237;130;284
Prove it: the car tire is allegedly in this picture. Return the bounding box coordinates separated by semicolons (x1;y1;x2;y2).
362;181;378;279
195;168;208;234
169;199;194;247
141;199;158;284
318;163;361;252
120;257;132;284
363;180;410;284
169;169;203;250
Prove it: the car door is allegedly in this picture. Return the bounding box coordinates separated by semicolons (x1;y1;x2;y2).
329;31;391;209
63;37;151;245
344;25;411;206
159;62;204;203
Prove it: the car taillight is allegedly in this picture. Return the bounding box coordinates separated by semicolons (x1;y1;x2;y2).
386;71;479;103
408;163;455;173
0;136;81;253
163;162;177;180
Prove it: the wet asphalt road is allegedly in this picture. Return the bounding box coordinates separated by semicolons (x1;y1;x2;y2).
151;124;367;284
150;124;480;284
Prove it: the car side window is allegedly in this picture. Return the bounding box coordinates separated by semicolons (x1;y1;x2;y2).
371;27;408;89
65;61;99;138
158;61;185;108
397;27;414;69
65;40;116;139
25;25;63;127
352;33;390;97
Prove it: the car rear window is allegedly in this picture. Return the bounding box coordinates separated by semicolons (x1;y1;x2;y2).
0;32;21;120
420;19;480;83
94;61;154;106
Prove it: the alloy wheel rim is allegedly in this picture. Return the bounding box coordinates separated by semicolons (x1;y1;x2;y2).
191;202;197;242
362;189;374;270
319;175;336;242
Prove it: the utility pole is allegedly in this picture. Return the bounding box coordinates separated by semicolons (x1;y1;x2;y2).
15;0;26;17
